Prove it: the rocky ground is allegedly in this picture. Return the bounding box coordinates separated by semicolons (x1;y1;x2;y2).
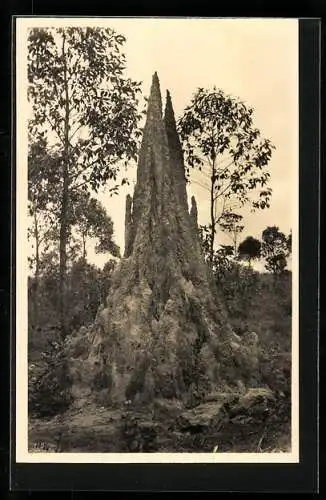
29;387;291;454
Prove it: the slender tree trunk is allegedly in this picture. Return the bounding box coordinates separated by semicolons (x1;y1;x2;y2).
82;232;86;260
59;32;70;339
233;231;237;258
209;157;216;264
33;201;40;328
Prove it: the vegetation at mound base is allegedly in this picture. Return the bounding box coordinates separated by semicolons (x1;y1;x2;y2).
28;260;291;453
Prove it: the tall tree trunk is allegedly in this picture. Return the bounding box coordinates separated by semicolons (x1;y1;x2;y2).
33;201;40;328
233;231;238;258
82;232;86;260
209;157;216;264
59;32;70;339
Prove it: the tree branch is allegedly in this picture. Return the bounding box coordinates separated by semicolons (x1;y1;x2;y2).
216;159;235;176
69;154;103;187
213;180;232;201
45;115;65;146
70;174;93;192
69;122;84;142
69;161;94;184
213;197;227;225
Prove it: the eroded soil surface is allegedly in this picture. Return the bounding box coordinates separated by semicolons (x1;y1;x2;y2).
29;391;291;454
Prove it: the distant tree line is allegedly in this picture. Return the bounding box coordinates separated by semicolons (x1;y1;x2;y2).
199;223;292;274
238;226;292;273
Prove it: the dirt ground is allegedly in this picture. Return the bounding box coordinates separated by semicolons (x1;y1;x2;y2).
29;393;291;454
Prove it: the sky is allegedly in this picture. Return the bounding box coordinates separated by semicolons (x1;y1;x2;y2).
93;18;299;269
22;18;299;270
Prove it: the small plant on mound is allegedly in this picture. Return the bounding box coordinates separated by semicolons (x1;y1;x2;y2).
29;338;73;418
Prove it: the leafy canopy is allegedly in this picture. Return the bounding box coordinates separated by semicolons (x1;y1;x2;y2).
261;226;291;274
69;191;121;258
178;87;274;211
28;27;143;193
238;236;261;265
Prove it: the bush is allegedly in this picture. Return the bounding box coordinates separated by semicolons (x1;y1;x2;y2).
120;410;160;452
259;350;291;396
29;339;73;418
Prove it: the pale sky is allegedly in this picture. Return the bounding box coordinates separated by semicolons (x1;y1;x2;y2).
21;18;299;269
94;18;298;268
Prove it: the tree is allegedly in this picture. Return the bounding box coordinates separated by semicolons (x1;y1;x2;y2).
66;258;104;332
70;191;120;260
28;137;61;327
238;236;261;267
211;244;234;276
28;142;121;329
286;230;292;255
261;226;291;274
28;27;142;337
178;87;274;263
219;211;244;256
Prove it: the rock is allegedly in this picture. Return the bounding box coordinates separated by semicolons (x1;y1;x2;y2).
153;398;184;418
120;411;162;452
178;401;227;431
241;387;275;405
244;331;259;345
230;332;242;343
228;387;276;419
236;380;247;394
230;341;241;352
204;391;237;404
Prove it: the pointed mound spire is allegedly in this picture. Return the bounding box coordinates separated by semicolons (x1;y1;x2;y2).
164;90;175;123
164;88;185;165
164;89;188;208
146;71;163;121
129;73;169;252
164;89;180;147
67;74;241;410
190;196;198;229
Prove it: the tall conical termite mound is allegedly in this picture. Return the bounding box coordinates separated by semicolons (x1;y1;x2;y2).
67;73;244;405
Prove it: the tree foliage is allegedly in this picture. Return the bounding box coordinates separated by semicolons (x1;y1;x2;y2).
28;137;61;266
29;337;73;418
238;236;261;267
28;26;142;335
28;144;121;331
28;256;117;354
219;211;244;256
286;230;292;255
28;27;142;191
70;191;120;260
261;226;291;274
178;87;274;262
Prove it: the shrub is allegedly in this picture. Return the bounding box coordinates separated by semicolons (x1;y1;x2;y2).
29;338;73;418
120;411;160;452
259;350;291;396
92;368;113;392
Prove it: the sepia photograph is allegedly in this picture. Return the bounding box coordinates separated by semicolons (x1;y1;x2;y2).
15;17;299;463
